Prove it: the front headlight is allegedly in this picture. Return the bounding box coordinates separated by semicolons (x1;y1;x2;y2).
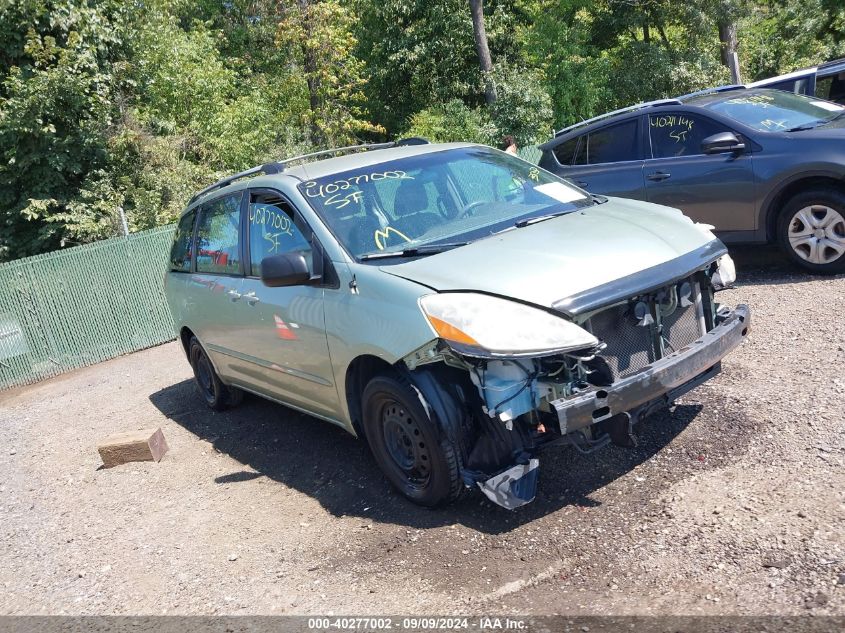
419;293;598;357
712;254;737;289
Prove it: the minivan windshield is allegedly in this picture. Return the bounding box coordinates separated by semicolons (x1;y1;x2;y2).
297;147;592;259
705;89;845;132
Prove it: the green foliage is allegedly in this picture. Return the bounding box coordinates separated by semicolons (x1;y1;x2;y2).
354;0;524;134
522;3;607;129
402;66;553;147
599;41;730;112
0;0;314;260
133;16;235;132
1;0;844;261
522;0;731;128
276;0;383;146
403;99;497;144
0;0;127;259
488;64;554;145
742;0;845;80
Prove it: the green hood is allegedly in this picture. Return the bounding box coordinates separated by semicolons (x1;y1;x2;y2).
383;197;723;312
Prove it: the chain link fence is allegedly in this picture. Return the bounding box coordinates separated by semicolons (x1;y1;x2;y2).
0;226;177;391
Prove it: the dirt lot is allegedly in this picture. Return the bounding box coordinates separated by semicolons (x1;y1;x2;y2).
1;247;843;616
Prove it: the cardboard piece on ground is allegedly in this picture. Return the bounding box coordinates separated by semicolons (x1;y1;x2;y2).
97;427;169;468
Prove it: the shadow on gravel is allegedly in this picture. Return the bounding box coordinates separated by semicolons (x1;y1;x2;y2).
730;245;845;286
150;379;705;535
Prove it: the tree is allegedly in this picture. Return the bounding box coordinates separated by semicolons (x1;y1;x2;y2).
276;0;382;146
353;0;522;134
712;0;747;82
469;0;497;104
0;0;129;259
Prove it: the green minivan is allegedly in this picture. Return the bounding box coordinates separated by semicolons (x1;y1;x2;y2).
165;141;750;509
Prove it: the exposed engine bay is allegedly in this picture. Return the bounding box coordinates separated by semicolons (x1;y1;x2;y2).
403;260;750;509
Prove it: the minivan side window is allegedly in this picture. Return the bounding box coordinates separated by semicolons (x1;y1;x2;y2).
248;196;312;275
648;113;728;159
169;210;196;272
195;193;243;275
585;119;639;164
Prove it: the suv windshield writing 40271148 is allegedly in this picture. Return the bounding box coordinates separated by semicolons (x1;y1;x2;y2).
165;141;749;509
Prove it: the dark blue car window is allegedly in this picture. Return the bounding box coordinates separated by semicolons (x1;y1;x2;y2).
649;113;728;158
586;119;639;164
552;136;579;165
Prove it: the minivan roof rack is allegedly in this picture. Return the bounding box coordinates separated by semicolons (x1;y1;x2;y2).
552;98;682;138
675;84;747;100
189;137;430;204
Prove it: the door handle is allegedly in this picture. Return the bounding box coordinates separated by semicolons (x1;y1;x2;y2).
647;171;671;182
227;289;242;302
243;291;260;306
573;179;589;188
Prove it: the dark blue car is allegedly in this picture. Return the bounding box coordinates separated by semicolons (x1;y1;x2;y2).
539;87;845;273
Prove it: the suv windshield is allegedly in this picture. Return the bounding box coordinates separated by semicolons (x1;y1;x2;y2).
298;147;591;259
705;89;845;132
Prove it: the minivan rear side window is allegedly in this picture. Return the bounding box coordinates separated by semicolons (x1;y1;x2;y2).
195;193;243;275
585;119;639;164
169;210;196;272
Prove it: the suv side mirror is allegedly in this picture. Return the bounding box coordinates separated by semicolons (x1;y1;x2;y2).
701;132;746;155
260;252;311;287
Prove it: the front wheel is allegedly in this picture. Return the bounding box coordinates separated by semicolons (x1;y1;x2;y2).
777;189;845;274
362;374;464;507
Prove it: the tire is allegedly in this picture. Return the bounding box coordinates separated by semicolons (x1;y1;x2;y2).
188;336;242;411
777;188;845;274
362;373;464;507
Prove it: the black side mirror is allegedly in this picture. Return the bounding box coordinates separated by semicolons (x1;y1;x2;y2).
260;252;311;287
701;132;746;155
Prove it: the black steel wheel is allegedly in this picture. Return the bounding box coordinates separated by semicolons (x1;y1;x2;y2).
188;336;242;411
362;374;464;507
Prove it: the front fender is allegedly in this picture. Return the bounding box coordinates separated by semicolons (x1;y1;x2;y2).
325;262;439;428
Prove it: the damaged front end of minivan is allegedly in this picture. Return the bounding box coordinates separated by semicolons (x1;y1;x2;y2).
401;252;750;509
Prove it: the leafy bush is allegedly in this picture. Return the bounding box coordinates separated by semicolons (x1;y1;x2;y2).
601;41;730;112
488;64;554;146
402;99;497;144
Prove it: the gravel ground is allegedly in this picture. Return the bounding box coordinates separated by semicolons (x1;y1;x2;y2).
0;246;843;616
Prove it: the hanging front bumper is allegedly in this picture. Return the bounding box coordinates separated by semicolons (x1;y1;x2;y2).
551;304;750;435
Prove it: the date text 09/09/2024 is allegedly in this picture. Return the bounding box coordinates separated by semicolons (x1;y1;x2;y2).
307;617;529;630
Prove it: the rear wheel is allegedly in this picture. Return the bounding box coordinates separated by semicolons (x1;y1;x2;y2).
188;337;243;411
362;374;464;507
777;189;845;274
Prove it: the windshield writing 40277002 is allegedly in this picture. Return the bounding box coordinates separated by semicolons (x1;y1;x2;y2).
303;171;415;210
303;171;414;199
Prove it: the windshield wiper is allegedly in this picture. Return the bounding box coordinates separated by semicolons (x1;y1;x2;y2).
513;209;574;229
358;242;468;261
786;120;827;132
791;111;845;131
508;196;605;231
